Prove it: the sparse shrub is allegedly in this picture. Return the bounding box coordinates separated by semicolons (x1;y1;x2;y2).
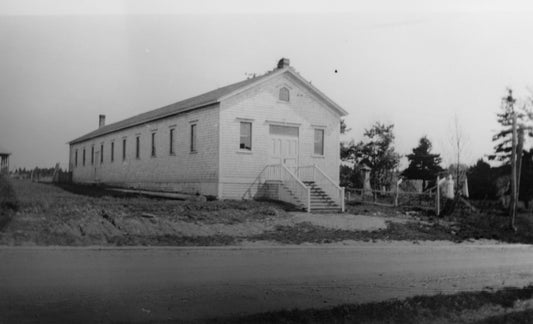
0;174;18;230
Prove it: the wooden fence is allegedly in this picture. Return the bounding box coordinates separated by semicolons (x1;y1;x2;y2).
345;188;436;212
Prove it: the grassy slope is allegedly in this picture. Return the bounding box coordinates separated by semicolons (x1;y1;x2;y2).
207;285;533;324
0;175;18;230
0;179;292;246
3;179;533;246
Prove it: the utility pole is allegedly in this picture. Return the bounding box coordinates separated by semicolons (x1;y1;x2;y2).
510;111;518;231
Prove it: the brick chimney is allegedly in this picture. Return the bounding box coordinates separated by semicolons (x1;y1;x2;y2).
277;58;290;69
99;114;106;128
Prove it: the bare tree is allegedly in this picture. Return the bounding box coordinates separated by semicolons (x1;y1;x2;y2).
448;114;470;197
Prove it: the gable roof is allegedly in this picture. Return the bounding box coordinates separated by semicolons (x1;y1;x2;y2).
70;64;347;145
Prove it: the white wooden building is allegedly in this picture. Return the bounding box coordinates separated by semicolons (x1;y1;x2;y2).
69;59;348;211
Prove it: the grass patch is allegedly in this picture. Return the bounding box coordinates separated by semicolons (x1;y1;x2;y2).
0;174;18;230
0;179;293;246
250;221;458;244
477;309;533;324
109;234;238;246
449;209;533;244
208;285;533;324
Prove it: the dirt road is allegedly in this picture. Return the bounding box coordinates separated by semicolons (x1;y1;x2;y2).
1;243;533;323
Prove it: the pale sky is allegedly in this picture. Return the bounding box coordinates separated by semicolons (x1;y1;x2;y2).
2;0;533;170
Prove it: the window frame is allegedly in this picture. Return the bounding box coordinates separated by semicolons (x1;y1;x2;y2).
190;124;197;153
169;128;175;155
151;132;156;157
75;149;78;167
83;148;86;166
110;141;114;162
122;138;127;161
100;143;104;164
91;146;94;165
239;121;252;151
135;136;141;159
313;128;325;156
279;87;290;102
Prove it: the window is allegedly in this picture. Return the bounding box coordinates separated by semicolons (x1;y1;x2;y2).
151;132;156;157
314;129;324;155
91;146;94;165
169;128;175;155
122;138;126;160
111;142;114;162
190;124;197;152
136;136;140;159
75;150;78;167
100;144;104;163
279;87;290;102
239;122;252;150
83;148;86;166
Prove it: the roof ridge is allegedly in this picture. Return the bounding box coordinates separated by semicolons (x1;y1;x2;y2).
69;69;279;144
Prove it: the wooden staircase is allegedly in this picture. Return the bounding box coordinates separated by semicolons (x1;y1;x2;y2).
304;181;342;213
257;164;344;213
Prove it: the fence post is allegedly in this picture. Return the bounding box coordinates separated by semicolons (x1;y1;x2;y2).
341;187;345;212
394;180;399;207
436;176;440;216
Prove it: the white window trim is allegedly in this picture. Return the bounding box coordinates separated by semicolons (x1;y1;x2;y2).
238;120;253;153
190;123;197;153
313;128;325;156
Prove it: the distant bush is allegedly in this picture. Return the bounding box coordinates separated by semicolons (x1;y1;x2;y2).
0;174;18;230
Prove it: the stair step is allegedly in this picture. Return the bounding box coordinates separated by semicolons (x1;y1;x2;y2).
310;209;342;213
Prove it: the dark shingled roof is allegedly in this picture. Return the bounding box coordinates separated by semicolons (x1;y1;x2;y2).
70;71;275;144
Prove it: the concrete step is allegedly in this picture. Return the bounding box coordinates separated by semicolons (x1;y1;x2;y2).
310;208;342;213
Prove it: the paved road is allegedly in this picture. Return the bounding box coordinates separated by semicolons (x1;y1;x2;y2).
1;244;533;323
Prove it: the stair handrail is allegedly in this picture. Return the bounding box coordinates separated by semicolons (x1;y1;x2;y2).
306;165;345;212
279;164;311;212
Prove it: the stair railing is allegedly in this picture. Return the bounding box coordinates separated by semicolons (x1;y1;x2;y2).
264;164;311;212
298;165;345;212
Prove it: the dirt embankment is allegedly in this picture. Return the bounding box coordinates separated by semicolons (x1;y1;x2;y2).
1;179;533;246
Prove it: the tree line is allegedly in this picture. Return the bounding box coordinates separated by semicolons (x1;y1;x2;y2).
340;88;533;207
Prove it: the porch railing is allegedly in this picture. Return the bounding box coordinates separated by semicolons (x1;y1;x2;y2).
298;165;345;212
264;164;311;212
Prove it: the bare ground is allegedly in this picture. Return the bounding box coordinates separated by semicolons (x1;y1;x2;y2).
1;179;532;246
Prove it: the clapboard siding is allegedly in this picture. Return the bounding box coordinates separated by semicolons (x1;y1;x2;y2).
70;105;220;196
218;73;341;199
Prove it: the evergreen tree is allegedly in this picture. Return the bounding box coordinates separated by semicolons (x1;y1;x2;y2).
488;88;532;163
467;159;497;200
402;136;443;184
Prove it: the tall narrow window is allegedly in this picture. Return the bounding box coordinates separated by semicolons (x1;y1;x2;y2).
83;148;86;166
190;124;197;152
122;138;126;161
75;150;78;167
111;142;114;162
136;136;140;159
151;132;156;157
91;146;94;165
279;87;290;102
314;129;324;155
100;144;104;163
239;122;252;150
169;128;175;155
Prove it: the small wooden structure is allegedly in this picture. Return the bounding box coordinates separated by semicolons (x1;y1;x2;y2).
0;145;10;175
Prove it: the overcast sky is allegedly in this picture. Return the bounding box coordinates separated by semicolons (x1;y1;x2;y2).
1;0;533;170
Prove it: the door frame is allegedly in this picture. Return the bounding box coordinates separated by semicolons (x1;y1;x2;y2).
267;122;300;173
